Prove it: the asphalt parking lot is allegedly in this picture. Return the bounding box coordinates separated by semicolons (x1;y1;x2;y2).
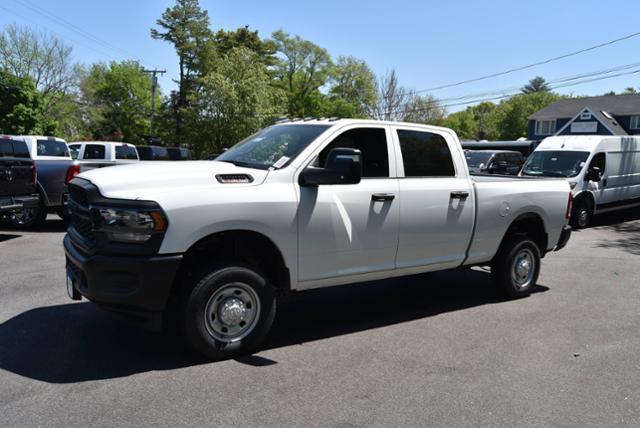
1;211;640;427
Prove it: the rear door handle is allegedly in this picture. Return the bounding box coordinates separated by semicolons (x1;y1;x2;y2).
371;193;395;202
450;191;469;199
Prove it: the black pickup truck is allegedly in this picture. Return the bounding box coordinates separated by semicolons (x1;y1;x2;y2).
0;136;40;217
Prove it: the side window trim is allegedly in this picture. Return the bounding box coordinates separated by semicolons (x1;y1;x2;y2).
392;127;459;178
299;125;397;179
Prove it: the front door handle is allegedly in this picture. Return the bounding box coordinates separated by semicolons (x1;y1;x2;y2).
450;191;469;199
371;193;395;202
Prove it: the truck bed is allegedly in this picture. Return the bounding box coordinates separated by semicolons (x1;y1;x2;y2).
463;175;570;266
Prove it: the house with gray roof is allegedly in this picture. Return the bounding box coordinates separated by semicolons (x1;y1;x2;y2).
527;94;640;140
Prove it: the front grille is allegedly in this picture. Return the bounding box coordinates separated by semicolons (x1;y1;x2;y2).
68;183;95;246
69;183;89;206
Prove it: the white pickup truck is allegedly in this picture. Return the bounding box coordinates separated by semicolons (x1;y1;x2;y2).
64;119;572;359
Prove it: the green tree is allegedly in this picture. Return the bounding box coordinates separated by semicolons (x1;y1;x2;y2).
81;61;153;144
470;101;497;140
213;26;277;65
0;24;81;115
187;47;285;157
0;69;54;134
522;76;550;94
445;109;477;140
151;0;212;144
493;92;564;139
402;94;447;125
328;56;377;117
271;30;333;116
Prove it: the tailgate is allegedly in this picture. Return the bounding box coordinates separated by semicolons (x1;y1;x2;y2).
0;158;36;197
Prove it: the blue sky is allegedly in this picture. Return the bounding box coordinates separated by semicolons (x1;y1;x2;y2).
1;0;639;112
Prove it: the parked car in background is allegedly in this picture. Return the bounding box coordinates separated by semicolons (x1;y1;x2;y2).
521;135;640;228
465;150;525;175
68;141;139;171
137;145;170;161
4;135;76;228
0;136;40;217
461;140;540;157
64;119;572;360
167;147;191;160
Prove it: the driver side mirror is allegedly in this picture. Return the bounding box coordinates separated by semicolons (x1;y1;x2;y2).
585;166;601;182
299;148;362;187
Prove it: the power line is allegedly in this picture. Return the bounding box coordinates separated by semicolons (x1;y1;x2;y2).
411;30;640;94
432;61;640;104
0;4;120;60
10;0;134;58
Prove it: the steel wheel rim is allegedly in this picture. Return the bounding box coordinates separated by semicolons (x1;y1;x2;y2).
204;282;261;343
578;209;589;227
511;248;535;290
9;209;35;225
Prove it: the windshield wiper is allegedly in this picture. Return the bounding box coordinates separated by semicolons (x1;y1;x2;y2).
541;170;567;177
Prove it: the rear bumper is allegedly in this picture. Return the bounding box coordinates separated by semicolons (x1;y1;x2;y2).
554;225;572;251
0;194;40;213
63;235;183;330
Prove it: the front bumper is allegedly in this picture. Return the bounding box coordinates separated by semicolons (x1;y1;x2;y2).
64;235;183;330
0;194;40;213
554;225;572;251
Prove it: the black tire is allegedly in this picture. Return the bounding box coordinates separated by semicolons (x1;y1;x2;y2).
491;236;541;299
182;265;276;360
5;204;47;229
570;197;593;229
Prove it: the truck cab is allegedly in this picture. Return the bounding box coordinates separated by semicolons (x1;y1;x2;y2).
69;141;139;170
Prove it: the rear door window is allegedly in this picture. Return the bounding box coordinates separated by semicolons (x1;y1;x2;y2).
37;140;69;157
115;145;138;160
83;144;106;160
0;139;13;157
397;129;455;177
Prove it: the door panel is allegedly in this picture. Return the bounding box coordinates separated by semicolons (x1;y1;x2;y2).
392;127;474;273
298;179;400;283
395;178;474;272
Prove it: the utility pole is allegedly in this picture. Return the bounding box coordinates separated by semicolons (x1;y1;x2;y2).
143;68;166;142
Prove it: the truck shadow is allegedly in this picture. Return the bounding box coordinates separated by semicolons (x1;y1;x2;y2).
588;207;640;256
0;269;548;384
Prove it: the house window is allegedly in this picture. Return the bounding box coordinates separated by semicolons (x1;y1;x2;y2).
631;116;640;130
535;119;556;136
580;111;592;120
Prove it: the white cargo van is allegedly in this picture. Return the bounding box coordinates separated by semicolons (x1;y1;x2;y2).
521;135;640;228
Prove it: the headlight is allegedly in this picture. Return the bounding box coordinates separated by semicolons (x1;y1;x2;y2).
95;208;167;243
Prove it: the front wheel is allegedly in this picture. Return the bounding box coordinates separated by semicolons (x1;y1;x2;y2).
491;237;541;299
570;198;593;229
5;204;47;229
182;265;276;360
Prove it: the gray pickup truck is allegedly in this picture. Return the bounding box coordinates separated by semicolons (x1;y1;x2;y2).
0;136;39;216
4;135;77;228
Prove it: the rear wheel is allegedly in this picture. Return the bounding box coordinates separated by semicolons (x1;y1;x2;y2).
6;204;47;229
491;236;541;299
182;265;276;360
570;198;593;229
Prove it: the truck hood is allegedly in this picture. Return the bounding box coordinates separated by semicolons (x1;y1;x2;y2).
78;161;269;200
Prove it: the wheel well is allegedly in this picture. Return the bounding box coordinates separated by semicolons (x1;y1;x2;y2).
175;230;290;293
574;192;594;210
499;214;548;257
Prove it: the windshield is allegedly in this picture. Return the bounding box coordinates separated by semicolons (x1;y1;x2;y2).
37;139;69;157
521;151;590;178
216;124;331;169
465;151;492;168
